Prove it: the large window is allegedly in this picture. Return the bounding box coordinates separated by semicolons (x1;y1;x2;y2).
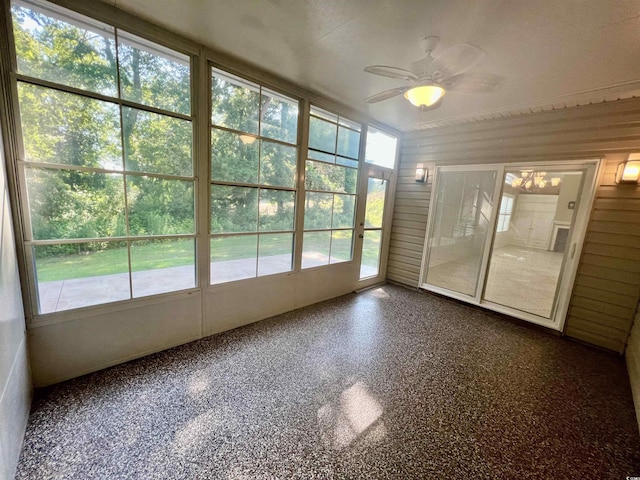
210;68;299;284
302;107;360;269
11;0;195;313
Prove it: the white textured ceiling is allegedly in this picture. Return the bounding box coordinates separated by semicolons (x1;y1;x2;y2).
101;0;640;131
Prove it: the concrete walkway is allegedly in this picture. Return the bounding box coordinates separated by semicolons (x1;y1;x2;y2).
38;254;379;313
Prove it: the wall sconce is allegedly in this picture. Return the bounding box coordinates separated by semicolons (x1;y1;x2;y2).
616;153;640;184
415;164;428;183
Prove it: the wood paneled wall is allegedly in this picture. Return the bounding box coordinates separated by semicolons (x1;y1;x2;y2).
389;97;640;353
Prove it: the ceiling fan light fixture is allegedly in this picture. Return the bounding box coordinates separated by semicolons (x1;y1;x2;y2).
404;85;445;108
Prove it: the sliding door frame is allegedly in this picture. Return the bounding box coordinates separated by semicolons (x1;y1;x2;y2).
419;164;502;303
419;159;601;331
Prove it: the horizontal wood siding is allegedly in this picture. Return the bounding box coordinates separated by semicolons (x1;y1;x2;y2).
386;166;430;286
567;159;640;353
390;97;640;352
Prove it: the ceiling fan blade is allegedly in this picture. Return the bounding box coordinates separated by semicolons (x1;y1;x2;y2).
427;44;486;82
364;65;418;81
365;86;411;103
443;72;504;94
409;57;433;76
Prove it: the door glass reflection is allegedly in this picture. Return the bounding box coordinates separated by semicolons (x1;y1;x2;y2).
425;169;497;297
483;170;584;318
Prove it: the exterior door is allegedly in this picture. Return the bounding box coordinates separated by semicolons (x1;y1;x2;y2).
359;174;389;280
355;126;398;288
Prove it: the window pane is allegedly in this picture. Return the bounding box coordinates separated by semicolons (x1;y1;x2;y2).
211;185;258;233
260;141;296;188
11;1;117;97
310;107;338;123
302;231;330;269
123;107;192;176
365;127;397;169
330;230;353;264
260;90;298;144
332;194;355;228
360;230;382;278
308;116;336;153
35;241;129;314
364;178;387;228
118;32;190;115
127;176;194;236
258;233;293;276
259;189;295;232
26;168;125;240
308;150;335;164
130;238;195;297
337;126;360;159
426;169;497;297
211;70;259;134
210;235;257;284
336;156;359;169
338;117;361;131
211;128;259;184
18;83;121;170
305;161;357;194
303;192;333;230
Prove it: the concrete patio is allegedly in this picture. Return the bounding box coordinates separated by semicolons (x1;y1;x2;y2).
38;253;379;313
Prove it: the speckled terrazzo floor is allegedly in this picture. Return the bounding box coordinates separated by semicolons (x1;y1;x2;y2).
16;284;640;479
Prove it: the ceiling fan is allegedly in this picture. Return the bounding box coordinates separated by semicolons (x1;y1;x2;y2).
364;36;503;110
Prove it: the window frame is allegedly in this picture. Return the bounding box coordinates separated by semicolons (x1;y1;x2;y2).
208;64;301;285
0;0;403;324
8;0;199;317
301;105;361;270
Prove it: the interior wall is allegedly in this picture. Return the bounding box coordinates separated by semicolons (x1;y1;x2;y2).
555;174;582;223
389;97;640;353
509;194;558;249
0;127;31;480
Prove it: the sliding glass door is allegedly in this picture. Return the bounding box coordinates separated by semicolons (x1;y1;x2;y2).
483;168;586;319
421;161;598;330
422;166;499;299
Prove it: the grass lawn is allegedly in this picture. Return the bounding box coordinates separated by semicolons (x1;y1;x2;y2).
36;234;381;282
35;240;195;282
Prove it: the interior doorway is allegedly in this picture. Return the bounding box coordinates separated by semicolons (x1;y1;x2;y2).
420;161;599;330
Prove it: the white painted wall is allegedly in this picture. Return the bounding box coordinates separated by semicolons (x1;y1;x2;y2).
509;194;558;250
554;174;582;223
0;129;31;480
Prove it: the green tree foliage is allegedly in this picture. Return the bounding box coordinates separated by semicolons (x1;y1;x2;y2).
210;73;299;238
13;2;366;275
12;4;193;257
12;4;117;95
304;112;360;236
364;179;386;228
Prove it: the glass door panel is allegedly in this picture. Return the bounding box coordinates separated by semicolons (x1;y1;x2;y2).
424;168;498;297
483;169;585;318
359;177;387;279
